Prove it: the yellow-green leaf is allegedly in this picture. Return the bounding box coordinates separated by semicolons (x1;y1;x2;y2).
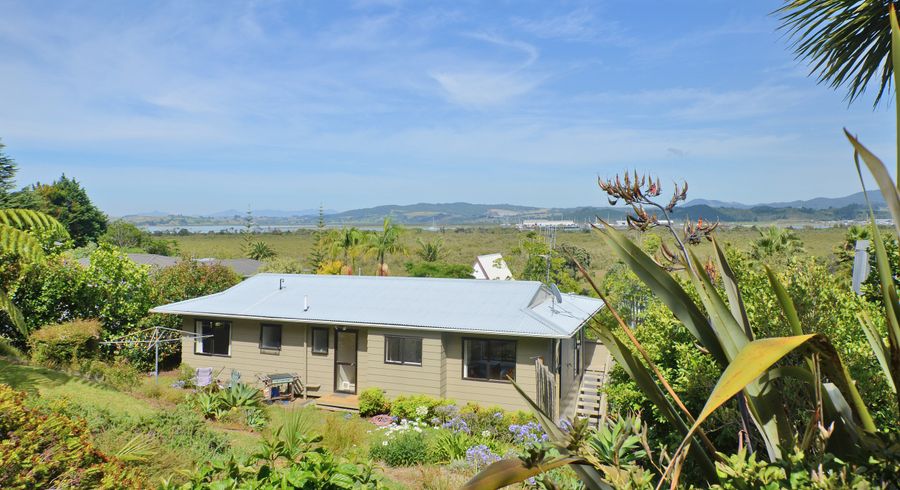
687;335;815;439
461;456;592;490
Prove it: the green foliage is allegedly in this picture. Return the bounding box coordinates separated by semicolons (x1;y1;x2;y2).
82;244;153;336
366;217;407;276
833;224;873;264
168;431;384;489
0;384;141;489
389;394;443;419
710;448;896;489
429;429;477;463
0;139;18;206
513;232;585;293
416;237;445;262
260;256;307;273
0;207;68;338
187;383;268;430
0;337;22;359
76;358;142;391
28;319;101;367
306;205;330;272
359;387;391;416
404;261;473;278
26;174;107;246
750;225;805;261
371;430;433;467
777;0;894;105
244;239;277;260
588;413;648;468
102;220;179;256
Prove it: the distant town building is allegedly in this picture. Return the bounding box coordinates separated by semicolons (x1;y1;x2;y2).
516;220;580;230
472;253;513;280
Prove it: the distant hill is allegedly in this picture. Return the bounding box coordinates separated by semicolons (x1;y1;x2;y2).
207;208;336;218
685;191;884;210
119;192;889;227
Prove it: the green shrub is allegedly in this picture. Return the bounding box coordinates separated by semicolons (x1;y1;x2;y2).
28;319;101;367
359;387;391;416
389;394;442;420
186;383;268;430
0;338;22;359
75;358;142;390
371;430;433;467
134;404;230;455
429;430;477;463
168;432;384;489
0;384;141;489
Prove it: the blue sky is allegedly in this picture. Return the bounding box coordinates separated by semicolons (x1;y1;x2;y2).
0;0;895;215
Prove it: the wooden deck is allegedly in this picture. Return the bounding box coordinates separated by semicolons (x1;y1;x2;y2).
312;393;359;411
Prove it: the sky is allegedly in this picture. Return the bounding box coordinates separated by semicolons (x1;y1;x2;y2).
0;0;896;216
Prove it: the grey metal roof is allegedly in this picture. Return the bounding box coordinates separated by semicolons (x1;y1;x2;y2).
151;273;604;338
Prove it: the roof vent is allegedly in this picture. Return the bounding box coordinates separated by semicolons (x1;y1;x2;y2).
304;295;309;311
279;278;285;290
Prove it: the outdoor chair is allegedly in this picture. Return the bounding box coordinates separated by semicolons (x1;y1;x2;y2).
194;367;213;387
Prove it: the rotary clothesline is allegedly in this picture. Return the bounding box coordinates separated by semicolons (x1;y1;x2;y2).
100;325;211;384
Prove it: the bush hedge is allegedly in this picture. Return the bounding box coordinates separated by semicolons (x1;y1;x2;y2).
28;319;101;367
359;387;391;417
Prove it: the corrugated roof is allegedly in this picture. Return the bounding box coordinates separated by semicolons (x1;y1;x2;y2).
151;273;603;338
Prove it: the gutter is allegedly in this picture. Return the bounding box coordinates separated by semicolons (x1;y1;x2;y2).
149;308;579;339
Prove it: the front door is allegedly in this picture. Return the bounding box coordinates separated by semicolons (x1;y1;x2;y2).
334;329;358;394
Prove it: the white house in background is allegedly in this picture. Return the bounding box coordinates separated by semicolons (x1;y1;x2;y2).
472;253;513;280
516;220;580;230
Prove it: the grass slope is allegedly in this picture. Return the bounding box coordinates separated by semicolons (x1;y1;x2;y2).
0;359;156;418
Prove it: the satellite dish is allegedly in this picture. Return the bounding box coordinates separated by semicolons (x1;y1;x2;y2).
549;284;563;304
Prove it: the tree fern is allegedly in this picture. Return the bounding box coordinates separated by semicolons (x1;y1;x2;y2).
0;224;51;263
0;209;67;336
0;208;67;235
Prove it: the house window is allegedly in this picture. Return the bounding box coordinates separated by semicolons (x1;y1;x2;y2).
463;338;516;381
311;327;329;354
260;324;282;351
384;336;422;365
195;319;230;356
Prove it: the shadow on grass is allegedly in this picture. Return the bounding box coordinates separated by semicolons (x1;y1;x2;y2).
0;359;120;396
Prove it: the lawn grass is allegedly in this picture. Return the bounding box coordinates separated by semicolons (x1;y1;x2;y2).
0;359;157;418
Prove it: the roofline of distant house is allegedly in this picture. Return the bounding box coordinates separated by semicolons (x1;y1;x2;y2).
148;307;603;339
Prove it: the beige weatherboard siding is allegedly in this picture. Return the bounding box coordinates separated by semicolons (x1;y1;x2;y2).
182;316;308;382
443;333;552;412
155;274;604;413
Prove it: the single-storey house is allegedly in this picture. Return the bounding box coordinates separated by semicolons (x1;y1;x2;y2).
151;273;605;416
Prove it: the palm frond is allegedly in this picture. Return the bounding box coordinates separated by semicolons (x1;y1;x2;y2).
777;0;894;106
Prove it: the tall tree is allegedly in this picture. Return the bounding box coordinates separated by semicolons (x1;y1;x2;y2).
307;205;329;272
366;217;406;276
0;139;18;207
327;227;365;274
28;175;107;247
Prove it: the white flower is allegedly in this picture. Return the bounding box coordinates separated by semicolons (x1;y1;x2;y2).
415;405;429;417
481;430;491;438
382;440;389;446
